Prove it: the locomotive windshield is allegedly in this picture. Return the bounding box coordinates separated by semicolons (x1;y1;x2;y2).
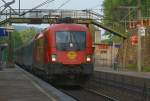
56;31;86;50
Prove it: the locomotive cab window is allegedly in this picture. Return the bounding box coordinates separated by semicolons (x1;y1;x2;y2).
56;31;86;51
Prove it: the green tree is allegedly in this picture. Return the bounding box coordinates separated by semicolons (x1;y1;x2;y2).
103;0;150;23
102;0;150;43
12;27;37;49
1;27;38;61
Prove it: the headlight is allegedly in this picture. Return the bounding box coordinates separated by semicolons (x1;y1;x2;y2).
86;55;91;62
51;54;56;62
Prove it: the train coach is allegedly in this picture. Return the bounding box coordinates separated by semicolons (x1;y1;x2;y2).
15;18;94;84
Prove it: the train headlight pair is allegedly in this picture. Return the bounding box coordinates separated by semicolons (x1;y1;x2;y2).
86;55;92;62
51;54;56;62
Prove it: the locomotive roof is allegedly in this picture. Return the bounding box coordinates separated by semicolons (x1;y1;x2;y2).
48;24;88;30
34;23;89;40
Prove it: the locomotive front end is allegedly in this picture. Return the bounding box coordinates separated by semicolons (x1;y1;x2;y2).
48;24;94;76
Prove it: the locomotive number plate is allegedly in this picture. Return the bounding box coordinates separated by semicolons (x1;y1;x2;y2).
67;51;77;59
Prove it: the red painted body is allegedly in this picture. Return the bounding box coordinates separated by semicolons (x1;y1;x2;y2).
15;22;94;84
34;24;93;65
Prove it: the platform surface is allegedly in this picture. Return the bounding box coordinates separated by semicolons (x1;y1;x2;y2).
95;66;150;79
0;66;75;101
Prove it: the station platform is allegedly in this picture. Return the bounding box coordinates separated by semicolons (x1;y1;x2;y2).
94;66;150;79
93;66;150;96
0;65;75;101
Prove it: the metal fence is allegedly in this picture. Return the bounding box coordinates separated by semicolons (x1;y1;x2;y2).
94;44;120;68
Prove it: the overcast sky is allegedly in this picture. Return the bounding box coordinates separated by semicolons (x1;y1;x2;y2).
0;0;103;10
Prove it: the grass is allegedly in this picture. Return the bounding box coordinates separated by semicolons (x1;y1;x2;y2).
143;67;150;72
127;64;150;72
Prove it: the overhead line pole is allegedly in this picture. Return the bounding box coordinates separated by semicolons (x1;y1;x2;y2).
19;0;20;16
137;0;142;72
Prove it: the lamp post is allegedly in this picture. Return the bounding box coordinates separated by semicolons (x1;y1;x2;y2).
0;43;8;70
5;26;14;67
137;25;145;72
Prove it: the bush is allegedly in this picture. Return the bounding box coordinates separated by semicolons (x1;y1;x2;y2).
127;64;137;70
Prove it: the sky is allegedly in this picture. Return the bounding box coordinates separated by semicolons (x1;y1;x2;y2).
0;0;105;37
0;0;103;10
0;0;104;26
0;0;104;25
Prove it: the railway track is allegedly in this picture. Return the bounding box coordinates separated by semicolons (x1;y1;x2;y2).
17;65;150;101
57;86;118;101
19;66;119;101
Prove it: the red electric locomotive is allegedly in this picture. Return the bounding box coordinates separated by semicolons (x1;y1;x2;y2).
15;18;94;84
